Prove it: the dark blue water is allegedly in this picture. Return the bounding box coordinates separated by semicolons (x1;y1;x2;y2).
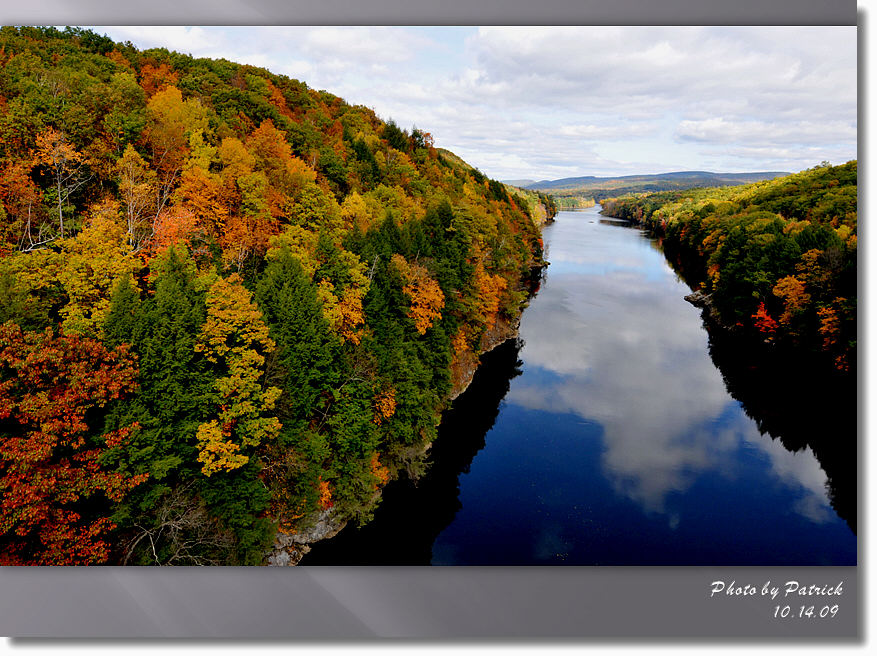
304;206;856;565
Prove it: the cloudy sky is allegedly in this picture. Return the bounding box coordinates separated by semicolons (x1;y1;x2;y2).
93;26;857;182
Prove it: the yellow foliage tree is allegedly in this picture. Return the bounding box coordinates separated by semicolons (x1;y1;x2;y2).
337;288;366;344
451;326;471;354
795;249;829;288
57;204;139;338
267;226;369;341
116;144;158;250
143;86;211;212
773;275;811;326
340;191;372;232
186;128;217;172
144;86;210;165
194;274;282;476
218;136;256;182
266;225;320;275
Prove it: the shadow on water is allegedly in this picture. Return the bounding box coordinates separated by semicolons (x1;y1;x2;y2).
301;338;524;565
703;323;857;534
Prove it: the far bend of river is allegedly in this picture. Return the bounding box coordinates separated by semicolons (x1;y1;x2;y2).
303;205;857;566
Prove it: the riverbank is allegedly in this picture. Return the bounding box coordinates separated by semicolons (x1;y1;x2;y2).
294;206;855;566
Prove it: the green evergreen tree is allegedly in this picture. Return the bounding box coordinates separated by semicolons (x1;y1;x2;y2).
103;247;217;563
103;274;140;348
256;248;341;429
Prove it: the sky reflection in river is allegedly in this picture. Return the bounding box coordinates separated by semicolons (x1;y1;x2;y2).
430;205;854;565
510;209;832;521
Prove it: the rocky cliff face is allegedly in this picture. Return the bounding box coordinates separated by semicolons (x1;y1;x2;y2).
267;509;347;566
684;290;745;336
448;313;522;401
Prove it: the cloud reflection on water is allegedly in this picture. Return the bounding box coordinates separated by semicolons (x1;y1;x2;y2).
508;215;833;523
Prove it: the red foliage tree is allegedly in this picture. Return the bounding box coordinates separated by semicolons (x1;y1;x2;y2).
752;301;779;341
0;323;146;565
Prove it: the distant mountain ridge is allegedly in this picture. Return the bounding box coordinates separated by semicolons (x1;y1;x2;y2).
519;170;790;192
504;170;791;208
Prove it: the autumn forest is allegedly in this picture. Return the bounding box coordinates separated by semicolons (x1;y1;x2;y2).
0;27;549;565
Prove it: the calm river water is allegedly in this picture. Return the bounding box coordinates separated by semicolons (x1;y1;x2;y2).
304;205;856;566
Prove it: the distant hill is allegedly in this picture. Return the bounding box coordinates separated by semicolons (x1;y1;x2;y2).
520;170;791;205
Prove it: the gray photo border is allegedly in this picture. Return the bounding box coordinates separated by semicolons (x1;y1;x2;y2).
0;0;863;642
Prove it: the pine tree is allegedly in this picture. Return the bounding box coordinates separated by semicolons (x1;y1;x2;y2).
256;248;341;428
103;246;216;563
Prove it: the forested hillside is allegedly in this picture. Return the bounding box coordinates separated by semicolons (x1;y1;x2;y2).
602;162;857;374
502;185;557;226
436;150;557;225
0;27;547;565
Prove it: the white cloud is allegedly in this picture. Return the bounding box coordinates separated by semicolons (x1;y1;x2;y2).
90;25;857;179
299;27;427;63
676;117;857;145
558;123;655;139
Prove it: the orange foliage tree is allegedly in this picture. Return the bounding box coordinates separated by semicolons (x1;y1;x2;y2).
139;61;180;97
473;262;507;330
392;254;445;334
817;304;841;350
0;159;45;253
369;453;390;489
772;275;811;327
317;477;333;510
146;205;202;263
752;301;779;341
246;119;316;197
173;166;229;238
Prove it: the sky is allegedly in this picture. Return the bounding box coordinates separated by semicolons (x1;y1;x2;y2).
91;26;857;182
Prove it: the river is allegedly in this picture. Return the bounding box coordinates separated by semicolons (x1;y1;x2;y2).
303;204;857;566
